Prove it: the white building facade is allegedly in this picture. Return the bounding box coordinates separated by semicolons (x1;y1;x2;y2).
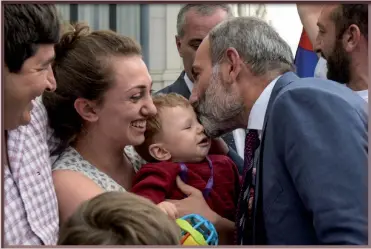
56;4;270;91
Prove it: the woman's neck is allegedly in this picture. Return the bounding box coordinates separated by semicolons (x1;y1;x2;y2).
73;131;133;188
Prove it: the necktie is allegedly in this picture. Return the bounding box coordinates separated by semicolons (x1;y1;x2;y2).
235;129;260;245
221;132;237;151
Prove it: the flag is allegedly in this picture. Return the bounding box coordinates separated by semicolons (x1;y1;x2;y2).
294;29;319;78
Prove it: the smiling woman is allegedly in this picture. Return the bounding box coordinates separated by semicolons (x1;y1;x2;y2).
42;23;157;224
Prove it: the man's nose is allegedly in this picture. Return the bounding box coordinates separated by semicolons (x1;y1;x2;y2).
189;87;199;104
314;36;322;54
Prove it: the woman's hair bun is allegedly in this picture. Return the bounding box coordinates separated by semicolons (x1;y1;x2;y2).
55;22;91;60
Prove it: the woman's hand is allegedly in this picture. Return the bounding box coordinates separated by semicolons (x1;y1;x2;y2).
167;176;218;223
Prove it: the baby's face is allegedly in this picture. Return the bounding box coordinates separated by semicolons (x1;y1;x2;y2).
157;105;211;163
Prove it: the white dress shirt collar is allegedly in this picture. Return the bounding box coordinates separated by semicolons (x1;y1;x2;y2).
247;76;281;131
184;73;194;92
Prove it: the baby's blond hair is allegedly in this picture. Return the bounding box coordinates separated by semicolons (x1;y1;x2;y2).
58;191;180;245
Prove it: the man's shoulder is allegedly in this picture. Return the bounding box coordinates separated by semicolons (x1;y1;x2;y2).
7;97;50;161
32;96;48;119
277;77;366;111
157;82;177;94
9;97;48;136
282;76;347;93
269;77;368;131
156;72;189;97
157;80;184;94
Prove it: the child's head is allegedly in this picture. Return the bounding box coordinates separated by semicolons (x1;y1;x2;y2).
58;191;181;245
135;93;211;163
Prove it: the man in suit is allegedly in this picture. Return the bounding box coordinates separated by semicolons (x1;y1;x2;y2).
157;4;244;173
169;16;367;245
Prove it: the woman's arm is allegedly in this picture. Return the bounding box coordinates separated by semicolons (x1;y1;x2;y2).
52;170;104;224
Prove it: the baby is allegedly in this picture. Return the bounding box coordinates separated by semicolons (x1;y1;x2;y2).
132;93;240;222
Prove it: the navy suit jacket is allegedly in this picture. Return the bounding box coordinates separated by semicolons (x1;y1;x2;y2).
252;72;368;245
157;72;244;174
158;71;191;98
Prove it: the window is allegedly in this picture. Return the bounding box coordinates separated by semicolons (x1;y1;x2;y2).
55;4;148;65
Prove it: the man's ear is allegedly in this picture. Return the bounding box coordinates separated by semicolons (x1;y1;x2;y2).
149;143;171;161
221;47;242;85
74;98;99;123
342;24;361;53
175;35;183;57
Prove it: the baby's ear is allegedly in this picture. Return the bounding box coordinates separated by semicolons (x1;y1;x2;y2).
149;143;171;161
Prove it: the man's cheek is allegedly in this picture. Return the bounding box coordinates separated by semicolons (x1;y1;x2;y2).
196;78;210;101
190;85;200;104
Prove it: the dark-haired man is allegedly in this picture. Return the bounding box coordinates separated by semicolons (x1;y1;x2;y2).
298;4;368;102
4;4;60;245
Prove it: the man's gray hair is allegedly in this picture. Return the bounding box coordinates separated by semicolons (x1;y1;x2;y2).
177;4;234;37
209;16;295;76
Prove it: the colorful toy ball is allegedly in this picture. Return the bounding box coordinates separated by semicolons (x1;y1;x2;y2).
176;214;218;246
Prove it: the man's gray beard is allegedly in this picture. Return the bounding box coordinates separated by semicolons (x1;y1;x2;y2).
199;114;239;138
195;66;245;138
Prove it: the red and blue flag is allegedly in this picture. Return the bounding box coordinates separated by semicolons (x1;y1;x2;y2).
294;29;319;77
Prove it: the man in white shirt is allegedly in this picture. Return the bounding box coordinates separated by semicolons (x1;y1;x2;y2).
157;4;245;171
314;57;368;102
4;4;61;245
298;4;368;102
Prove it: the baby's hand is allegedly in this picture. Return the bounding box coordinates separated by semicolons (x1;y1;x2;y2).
157;201;178;220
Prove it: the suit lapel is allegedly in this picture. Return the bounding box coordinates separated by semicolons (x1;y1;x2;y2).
252;72;299;244
173;71;191;99
261;72;299;135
